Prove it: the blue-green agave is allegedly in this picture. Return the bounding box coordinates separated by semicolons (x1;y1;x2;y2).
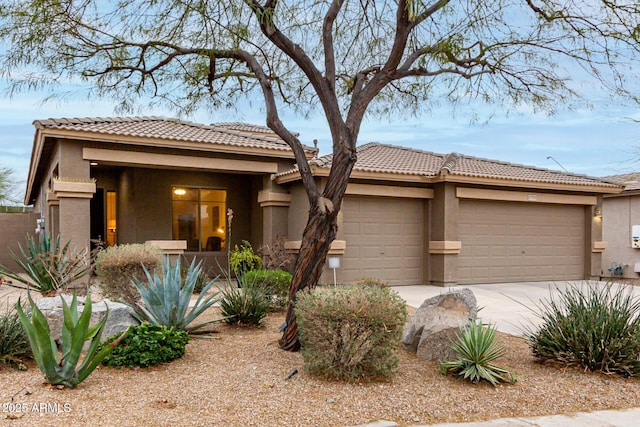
0;232;90;295
127;256;222;333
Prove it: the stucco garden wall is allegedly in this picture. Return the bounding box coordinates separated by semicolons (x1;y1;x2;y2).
0;211;39;273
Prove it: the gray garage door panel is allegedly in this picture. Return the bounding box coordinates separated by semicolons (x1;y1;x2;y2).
342;197;424;285
458;200;585;284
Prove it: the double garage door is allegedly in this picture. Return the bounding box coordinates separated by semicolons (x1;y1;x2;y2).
340;196;586;286
341;196;424;286
457;200;586;284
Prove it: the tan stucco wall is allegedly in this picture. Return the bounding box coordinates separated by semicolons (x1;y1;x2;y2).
0;212;40;272
602;194;640;278
31;139;94;253
287;182;310;241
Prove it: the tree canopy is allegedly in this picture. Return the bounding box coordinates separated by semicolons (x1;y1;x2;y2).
2;0;640;349
0;165;19;205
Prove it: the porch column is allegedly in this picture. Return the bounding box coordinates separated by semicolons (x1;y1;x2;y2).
258;182;291;246
589;196;606;280
52;178;96;252
428;182;461;286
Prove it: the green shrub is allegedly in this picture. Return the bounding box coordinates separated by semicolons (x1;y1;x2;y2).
95;243;163;306
15;293;120;388
229;241;262;281
99;324;189;368
0;303;31;370
243;269;291;310
440;320;516;386
295;285;407;381
0;232;90;295
353;277;389;288
219;281;269;326
524;282;640;377
127;256;223;333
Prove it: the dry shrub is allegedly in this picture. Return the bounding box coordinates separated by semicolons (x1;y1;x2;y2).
258;236;294;271
295;285;407;381
95;244;163;306
353;277;389;288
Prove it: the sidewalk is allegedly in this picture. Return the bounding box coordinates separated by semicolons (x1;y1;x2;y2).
357;407;640;426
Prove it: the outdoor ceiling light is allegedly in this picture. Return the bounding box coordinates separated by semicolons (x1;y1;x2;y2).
173;188;187;196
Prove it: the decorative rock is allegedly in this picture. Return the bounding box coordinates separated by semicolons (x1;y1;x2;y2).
402;289;477;361
35;295;139;343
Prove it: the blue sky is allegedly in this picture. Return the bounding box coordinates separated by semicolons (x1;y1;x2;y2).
1;84;639;199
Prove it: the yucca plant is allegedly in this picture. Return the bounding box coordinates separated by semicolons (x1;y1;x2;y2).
524;282;640;376
219;280;269;326
0;232;90;295
440;320;516;386
127;256;223;333
0;303;32;370
15;293;120;388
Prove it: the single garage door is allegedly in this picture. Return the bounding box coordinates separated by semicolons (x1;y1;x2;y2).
457;200;585;284
341;196;424;285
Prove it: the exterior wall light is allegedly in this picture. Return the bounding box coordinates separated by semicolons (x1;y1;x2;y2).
594;207;602;219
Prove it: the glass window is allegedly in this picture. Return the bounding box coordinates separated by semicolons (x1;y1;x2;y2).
172;187;226;251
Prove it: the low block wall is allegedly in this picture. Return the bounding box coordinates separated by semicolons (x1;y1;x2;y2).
0;212;39;273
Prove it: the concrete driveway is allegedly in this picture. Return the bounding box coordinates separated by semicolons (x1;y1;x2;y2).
392;280;640;336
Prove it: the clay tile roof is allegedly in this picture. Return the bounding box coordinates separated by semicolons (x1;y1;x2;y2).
278;142;620;189
278;142;445;178
443;153;616;187
33;116;312;153
602;172;640;191
349;142;445;177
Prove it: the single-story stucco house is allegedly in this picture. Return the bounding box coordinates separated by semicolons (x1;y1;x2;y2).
23;116;622;286
601;172;640;279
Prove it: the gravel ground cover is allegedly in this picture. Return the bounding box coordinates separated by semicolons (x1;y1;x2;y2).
0;286;639;426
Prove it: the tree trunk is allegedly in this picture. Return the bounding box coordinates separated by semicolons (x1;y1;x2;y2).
278;207;338;351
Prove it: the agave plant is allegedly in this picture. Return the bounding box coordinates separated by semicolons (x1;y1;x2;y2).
15;293;120;388
0;232;90;295
440;320;516;386
127;256;223;333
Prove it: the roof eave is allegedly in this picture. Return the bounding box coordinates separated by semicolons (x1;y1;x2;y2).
433;174;624;194
603;188;640;198
37;128;311;160
24;127;46;205
275;166;433;185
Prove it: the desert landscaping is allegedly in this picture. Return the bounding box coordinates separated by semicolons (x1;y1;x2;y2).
1;284;639;427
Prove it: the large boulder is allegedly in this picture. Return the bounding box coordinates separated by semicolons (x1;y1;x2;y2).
402;289;477;361
35;295;139;344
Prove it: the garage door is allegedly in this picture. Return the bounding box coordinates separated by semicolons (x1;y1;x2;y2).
458;200;585;284
341;196;424;285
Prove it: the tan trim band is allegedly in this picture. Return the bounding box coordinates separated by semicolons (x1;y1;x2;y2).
346;183;433;199
592;241;608;253
285;240;346;255
83;147;278;174
257;190;291;207
456;187;597;205
146;240;187;255
429;240;462;254
52;179;96;199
